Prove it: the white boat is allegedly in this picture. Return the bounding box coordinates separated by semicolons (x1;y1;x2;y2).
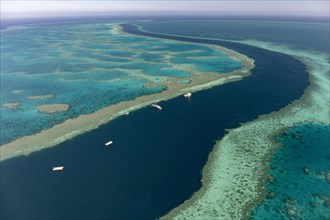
125;112;130;115
183;92;192;98
151;103;162;110
105;140;113;146
52;166;64;171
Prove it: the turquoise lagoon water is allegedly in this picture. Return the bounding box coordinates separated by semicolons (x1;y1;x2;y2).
170;57;242;72
252;124;330;219
0;21;242;144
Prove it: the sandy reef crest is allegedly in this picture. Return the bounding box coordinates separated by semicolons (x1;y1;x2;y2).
163;41;330;219
12;90;24;94
37;104;70;114
2;103;20;110
26;94;54;100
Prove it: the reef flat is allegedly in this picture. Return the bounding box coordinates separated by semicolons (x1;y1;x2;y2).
0;23;253;161
163;41;329;219
26;94;54;100
2;103;20;109
1;22;244;145
37;104;69;113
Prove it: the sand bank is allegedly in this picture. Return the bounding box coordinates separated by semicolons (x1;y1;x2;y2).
0;46;253;161
2;103;20;110
12;90;24;94
162;41;329;219
27;94;54;100
37;104;70;114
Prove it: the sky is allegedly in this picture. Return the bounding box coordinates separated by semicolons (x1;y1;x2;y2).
1;0;329;19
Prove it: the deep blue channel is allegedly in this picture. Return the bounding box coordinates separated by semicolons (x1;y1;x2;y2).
0;22;309;219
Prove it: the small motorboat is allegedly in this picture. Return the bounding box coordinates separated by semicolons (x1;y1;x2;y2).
183;92;192;98
52;166;64;171
105;140;113;146
151;103;162;110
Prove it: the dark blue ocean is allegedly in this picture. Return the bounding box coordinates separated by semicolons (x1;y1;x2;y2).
1;18;325;219
136;20;330;219
139;19;329;54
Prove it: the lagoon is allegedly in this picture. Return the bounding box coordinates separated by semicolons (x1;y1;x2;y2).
0;22;242;146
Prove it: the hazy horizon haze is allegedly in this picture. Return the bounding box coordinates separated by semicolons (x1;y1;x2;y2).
1;0;329;19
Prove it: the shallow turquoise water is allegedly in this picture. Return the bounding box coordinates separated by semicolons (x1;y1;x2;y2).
174;50;227;58
251;124;330;219
0;21;242;144
179;79;191;84
170;57;242;72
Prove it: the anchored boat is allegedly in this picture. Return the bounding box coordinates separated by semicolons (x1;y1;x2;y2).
151;103;162;110
105;140;113;146
52;166;64;171
183;92;192;98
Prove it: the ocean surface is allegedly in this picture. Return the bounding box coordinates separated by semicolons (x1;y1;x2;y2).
139;20;330;53
0;21;241;145
138;20;330;219
0;19;312;219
